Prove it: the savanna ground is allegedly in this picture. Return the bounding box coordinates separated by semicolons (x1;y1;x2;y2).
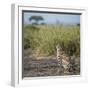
23;25;80;77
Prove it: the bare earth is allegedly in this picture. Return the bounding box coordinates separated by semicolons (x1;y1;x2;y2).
23;56;80;77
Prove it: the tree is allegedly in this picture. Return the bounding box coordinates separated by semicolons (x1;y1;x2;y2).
77;23;80;26
29;15;44;25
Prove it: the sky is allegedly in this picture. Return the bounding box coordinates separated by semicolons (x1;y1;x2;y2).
23;12;80;25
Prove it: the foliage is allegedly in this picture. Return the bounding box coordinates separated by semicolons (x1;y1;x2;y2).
24;25;80;56
29;15;44;25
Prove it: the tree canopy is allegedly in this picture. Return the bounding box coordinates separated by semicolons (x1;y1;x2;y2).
29;15;44;25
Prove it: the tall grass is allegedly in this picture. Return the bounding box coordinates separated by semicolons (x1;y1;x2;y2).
24;25;80;56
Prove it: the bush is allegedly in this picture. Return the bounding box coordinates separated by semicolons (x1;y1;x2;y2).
24;38;30;49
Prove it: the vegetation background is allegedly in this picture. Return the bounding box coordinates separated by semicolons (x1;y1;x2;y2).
24;25;80;57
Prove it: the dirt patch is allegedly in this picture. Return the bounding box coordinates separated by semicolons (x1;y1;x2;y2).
23;56;80;77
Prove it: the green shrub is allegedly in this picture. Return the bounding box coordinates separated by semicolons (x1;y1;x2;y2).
24;38;30;49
